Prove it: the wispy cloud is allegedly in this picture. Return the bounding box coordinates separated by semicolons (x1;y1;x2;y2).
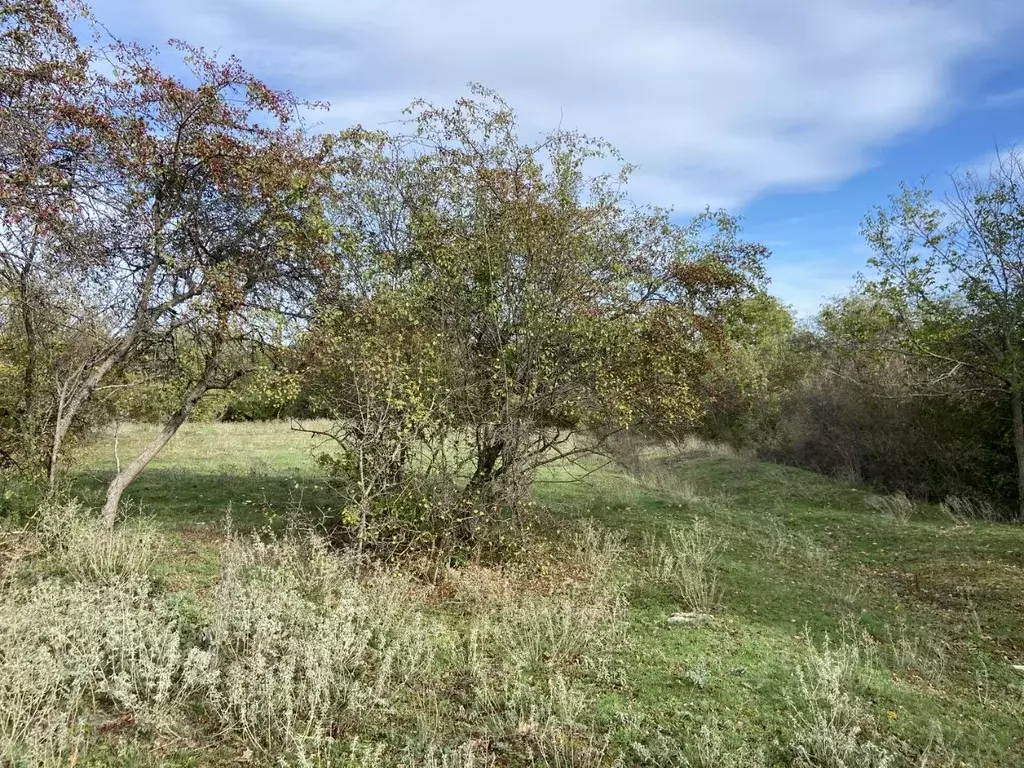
91;0;1022;212
980;87;1024;109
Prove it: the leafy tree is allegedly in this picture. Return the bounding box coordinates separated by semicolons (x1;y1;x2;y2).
310;88;767;537
1;0;337;524
695;291;799;447
0;0;96;471
862;149;1024;518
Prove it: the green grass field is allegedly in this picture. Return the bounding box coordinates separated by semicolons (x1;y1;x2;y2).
5;421;1022;766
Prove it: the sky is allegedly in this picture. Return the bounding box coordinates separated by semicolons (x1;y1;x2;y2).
86;0;1024;316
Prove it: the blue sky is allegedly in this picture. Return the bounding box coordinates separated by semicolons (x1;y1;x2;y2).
87;0;1024;316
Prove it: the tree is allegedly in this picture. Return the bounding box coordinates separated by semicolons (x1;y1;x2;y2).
0;0;95;472
311;88;767;535
2;0;336;524
862;148;1024;519
694;291;798;447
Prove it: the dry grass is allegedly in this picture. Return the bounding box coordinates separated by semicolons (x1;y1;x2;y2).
940;495;999;524
866;492;916;523
643;517;722;613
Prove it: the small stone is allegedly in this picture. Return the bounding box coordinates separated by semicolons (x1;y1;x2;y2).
668;611;712;625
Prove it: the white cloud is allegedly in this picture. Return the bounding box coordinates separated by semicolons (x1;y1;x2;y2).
91;0;1021;212
767;254;864;318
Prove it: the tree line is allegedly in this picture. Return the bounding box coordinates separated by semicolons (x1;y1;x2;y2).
2;0;1021;545
698;153;1024;520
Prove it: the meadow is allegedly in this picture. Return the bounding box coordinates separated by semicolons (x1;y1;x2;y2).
2;421;1022;766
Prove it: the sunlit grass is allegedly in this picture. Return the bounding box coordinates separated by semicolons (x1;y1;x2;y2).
36;421;1024;766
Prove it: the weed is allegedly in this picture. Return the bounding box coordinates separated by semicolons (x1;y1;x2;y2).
37;500;157;585
788;634;894;768
867;492;916;523
940;495;999;523
757;513;792;561
209;531;439;764
0;578;211;764
644;518;722;613
490;592;624;670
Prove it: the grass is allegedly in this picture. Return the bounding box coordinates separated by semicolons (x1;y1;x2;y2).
1;421;1021;766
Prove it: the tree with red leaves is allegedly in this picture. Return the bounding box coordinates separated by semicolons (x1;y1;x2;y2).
1;0;338;524
0;0;94;471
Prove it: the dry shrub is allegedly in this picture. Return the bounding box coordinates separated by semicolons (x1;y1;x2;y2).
2;505;633;765
644;518;722;613
414;742;499;768
465;672;610;767
442;519;628;609
442;564;518;614
528;729;613;768
635;467;701;506
756;514;792;561
36;500;157;584
0;579;213;765
866;492;916;523
562;519;630;597
877;621;949;689
474;672;588;734
0;523;40;590
788;635;894;768
489;592;625;670
676;436;739;459
209;530;441;764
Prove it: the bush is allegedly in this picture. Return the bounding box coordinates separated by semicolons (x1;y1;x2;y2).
788;635;895;768
36;500;157;584
0;578;213;763
643;518;722;613
208;531;441;764
1;497;643;765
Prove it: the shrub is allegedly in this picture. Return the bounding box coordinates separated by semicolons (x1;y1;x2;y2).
562;519;629;598
644;518;722;613
208;531;441;764
0;579;212;764
788;636;894;768
2;504;635;765
489;592;625;671
36;500;157;584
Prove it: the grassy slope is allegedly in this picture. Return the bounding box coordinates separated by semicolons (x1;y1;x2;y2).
74;422;1024;766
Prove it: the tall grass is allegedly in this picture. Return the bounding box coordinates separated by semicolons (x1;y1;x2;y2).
643;518;722;613
866;492;916;523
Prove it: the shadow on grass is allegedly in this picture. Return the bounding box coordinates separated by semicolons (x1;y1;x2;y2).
70;468;339;529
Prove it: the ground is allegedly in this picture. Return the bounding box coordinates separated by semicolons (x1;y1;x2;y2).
11;421;1024;765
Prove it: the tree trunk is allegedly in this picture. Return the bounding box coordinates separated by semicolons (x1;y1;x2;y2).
48;357;118;488
47;328;147;488
1011;387;1024;522
16;267;38;434
100;371;215;528
469;439;504;489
